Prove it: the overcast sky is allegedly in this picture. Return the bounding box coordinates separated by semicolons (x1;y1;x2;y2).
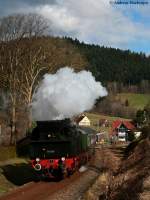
0;0;150;54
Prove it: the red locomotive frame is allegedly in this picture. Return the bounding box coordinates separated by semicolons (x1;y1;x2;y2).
31;152;90;178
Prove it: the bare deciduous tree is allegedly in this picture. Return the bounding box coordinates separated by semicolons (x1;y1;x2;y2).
0;13;49;144
0;43;23;144
0;13;48;42
20;45;48;129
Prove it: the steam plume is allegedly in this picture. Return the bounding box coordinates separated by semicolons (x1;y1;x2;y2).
31;67;107;120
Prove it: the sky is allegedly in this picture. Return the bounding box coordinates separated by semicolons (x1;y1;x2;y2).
0;0;150;54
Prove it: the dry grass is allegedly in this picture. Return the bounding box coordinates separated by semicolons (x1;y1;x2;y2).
81;138;150;200
83;173;108;200
105;138;150;200
81;144;124;200
0;146;16;161
0;170;16;196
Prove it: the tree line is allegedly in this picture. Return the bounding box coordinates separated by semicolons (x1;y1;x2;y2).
66;37;150;93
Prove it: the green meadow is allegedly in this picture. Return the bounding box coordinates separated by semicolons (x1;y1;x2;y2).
116;93;150;110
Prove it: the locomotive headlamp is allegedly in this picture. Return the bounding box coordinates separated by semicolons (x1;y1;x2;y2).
36;158;40;162
34;163;41;171
61;157;65;161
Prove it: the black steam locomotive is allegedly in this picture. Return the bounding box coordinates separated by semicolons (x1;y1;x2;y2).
17;119;96;178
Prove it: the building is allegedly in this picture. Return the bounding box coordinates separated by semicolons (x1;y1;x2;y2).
96;132;106;144
111;119;136;142
99;119;110;127
74;114;91;127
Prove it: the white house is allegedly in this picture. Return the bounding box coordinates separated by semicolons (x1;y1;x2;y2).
74;114;91;126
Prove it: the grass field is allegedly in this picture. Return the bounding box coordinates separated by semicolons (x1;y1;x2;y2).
0;146;16;162
115;93;150;110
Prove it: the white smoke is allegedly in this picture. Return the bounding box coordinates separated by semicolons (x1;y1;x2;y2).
31;67;107;121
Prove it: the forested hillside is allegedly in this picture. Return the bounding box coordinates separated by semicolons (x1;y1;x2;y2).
67;38;150;92
1;36;150;94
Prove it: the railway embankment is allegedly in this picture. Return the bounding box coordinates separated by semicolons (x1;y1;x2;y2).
82;136;150;200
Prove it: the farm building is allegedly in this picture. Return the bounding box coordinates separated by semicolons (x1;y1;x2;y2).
111;120;136;142
74;114;91;127
96;132;106;144
99;119;110;127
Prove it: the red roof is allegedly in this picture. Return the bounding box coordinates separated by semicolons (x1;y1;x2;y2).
112;120;135;130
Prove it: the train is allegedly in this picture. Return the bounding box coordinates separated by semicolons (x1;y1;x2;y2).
16;119;96;179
